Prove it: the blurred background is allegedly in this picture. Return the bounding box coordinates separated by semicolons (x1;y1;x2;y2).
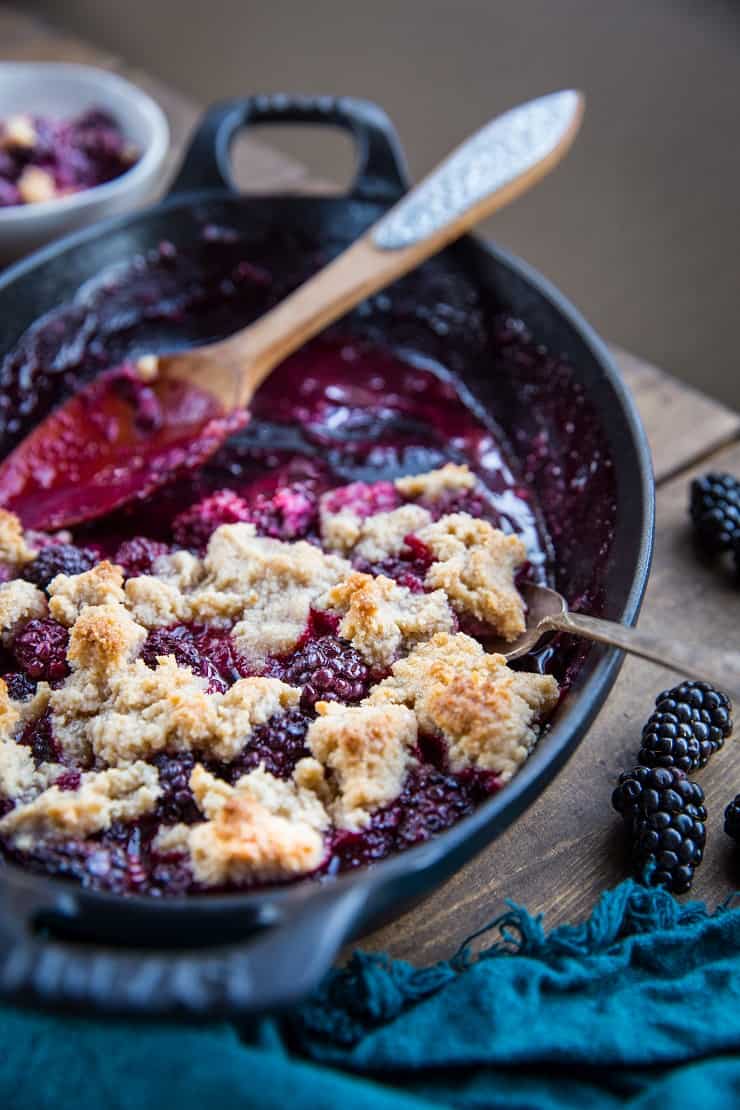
28;0;740;406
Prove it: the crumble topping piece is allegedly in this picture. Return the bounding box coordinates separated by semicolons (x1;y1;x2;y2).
366;632;559;780
395;463;476;501
152;550;204;590
0;762;160;849
417;514;527;639
0;509;37;566
301;701;418;830
56;628;301;766
159;764;328;886
199;524;350;659
124;574;188;628
318;571;455;669
48;561;126;626
65;602;147;676
0;680;62;803
321;502;432;560
0;580;48;645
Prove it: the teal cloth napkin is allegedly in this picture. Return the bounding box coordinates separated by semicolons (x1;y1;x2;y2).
2;878;740;1109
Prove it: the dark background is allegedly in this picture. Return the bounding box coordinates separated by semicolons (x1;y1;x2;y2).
29;0;740;407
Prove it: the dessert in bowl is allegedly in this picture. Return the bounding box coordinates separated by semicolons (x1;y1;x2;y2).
0;96;652;1017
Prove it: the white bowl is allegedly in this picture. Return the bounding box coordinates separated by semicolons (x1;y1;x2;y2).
0;63;170;262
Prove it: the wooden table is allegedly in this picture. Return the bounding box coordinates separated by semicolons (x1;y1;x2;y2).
4;6;740;964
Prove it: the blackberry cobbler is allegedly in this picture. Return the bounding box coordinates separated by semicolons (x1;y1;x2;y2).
0;455;558;894
0;108;138;207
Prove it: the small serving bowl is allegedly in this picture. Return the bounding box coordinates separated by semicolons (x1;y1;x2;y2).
0;63;170;262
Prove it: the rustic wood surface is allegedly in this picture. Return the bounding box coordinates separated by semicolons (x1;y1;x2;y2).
3;7;740;962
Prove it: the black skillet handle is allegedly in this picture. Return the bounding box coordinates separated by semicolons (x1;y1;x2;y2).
169;93;409;203
0;872;368;1017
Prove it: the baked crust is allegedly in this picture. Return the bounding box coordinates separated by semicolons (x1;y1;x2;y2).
366;632;559;779
0;509;37;566
0;580;47;645
395;463;476;501
417;514;527;639
156;764;328;886
49;561;126;626
318;571;455;668
0;762;160;849
302;701;418;829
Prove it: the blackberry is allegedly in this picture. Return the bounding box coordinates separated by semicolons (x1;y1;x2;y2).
281;636;370;711
13;618;69;681
638;680;732;772
690;472;740;554
172;490;251;551
226;706;310;780
245;483;318;541
20;710;60;765
152;752;199;824
114;537;169;578
2;671;36;701
332;765;498;871
21;543;96;590
612;765;706;893
724;795;740;842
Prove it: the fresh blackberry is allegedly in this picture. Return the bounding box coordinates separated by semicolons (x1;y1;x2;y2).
612;765;706;893
690;472;740;554
281;635;370;712
638;680;732;772
12;618;69;681
21;543;96;590
724;795;740;842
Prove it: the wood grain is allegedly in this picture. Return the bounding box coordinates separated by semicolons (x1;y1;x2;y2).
4;3;740;962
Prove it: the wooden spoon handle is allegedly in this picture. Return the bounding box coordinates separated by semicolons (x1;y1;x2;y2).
545;609;740;705
213;90;584;405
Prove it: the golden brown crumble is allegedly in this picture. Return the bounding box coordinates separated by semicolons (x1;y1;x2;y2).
48;561;126;626
366;632;559;780
417;514;527;639
0;580;48;645
0;510;37;566
124;574;188;628
0;680;61;803
0;762;160;849
57;640;301;766
395;463;476;500
65;602;147;676
302;701;418;829
157;765;328;886
320;501;432;561
318;570;455;668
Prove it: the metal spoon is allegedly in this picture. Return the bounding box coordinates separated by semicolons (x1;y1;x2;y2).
492;582;740;703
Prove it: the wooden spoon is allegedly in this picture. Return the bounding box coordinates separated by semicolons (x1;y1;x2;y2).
493;582;740;702
0;90;584;531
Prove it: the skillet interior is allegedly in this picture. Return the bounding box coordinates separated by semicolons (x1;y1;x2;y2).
0;96;653;1017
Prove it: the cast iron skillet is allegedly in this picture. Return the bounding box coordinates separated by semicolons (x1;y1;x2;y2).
0;95;654;1018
